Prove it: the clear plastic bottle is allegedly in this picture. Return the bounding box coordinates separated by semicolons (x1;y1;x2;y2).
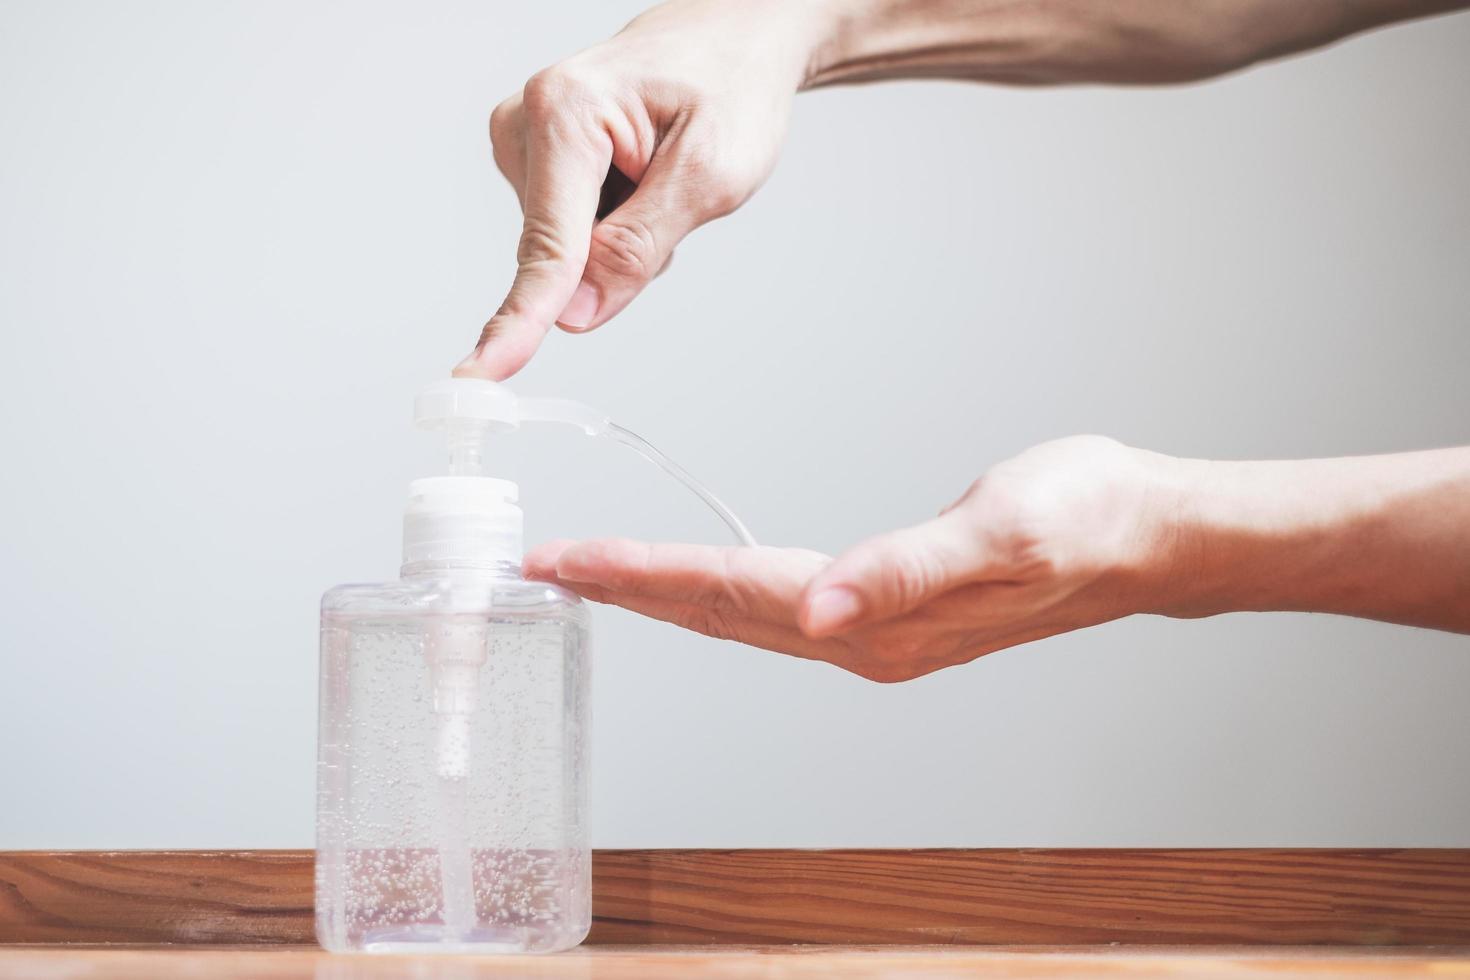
316;468;591;952
316;377;753;955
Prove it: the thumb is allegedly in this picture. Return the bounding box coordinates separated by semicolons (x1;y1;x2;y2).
798;507;994;638
558;153;714;332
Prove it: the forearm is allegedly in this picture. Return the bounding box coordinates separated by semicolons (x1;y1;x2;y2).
803;0;1468;87
1153;447;1470;632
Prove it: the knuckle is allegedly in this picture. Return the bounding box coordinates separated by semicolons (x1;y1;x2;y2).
986;492;1057;573
515;219;571;269
488;107;521;181
488;100;524;184
491;148;520;186
969;481;1047;569
588;216;660;284
488;98;517;143
491;146;515;182
522;68;571;115
1002;526;1056;578
716;549;754;617
522;65;594;120
676;605;736;641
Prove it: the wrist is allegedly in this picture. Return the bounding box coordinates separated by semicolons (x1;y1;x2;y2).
626;0;843;91
800;0;1097;89
1144;457;1352;621
1102;448;1205;619
801;0;885;88
1139;457;1238;619
1075;443;1470;631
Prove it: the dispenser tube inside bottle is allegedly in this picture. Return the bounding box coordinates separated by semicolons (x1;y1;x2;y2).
425;621;488;942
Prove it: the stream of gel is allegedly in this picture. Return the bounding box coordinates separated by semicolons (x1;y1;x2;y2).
605;422;758;547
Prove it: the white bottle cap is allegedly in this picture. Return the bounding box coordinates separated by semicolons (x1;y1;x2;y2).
401;476;523;567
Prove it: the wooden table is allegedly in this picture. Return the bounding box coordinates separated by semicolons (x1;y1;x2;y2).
4;945;1470;978
4;850;1469;978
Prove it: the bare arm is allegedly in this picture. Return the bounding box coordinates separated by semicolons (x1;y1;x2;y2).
1159;447;1470;632
526;439;1470;683
460;0;1468;378
807;0;1470;87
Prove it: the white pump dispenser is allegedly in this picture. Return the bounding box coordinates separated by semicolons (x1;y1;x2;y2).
317;377;756;954
401;380;615;571
411;378;757;548
414;379;609;475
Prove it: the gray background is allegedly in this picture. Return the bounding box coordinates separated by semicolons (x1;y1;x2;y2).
1;2;1467;849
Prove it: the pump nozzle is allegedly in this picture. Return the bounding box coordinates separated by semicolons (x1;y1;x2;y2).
414;378;757;546
415;378;613;432
415;380;611;478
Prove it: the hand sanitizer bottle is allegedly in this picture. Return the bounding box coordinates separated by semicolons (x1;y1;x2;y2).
316;380;592;954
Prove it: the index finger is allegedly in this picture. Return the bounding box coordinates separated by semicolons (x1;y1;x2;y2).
526;538;830;624
456;97;611;380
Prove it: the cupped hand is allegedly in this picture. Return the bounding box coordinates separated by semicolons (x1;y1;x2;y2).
523;436;1189;682
456;0;828;380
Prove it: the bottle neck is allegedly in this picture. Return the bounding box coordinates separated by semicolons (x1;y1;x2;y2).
400;557;523;580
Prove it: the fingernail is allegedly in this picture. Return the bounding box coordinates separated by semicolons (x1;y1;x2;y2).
557;281;600;330
453;348;484;375
805;586;865;635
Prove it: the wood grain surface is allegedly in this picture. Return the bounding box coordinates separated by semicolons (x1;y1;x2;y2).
3;946;1470;979
2;849;1468;947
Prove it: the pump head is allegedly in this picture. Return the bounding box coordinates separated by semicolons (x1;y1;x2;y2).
408;377;758;554
401;380;616;568
415;379;610;477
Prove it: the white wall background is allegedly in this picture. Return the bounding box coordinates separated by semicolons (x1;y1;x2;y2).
1;2;1467;849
